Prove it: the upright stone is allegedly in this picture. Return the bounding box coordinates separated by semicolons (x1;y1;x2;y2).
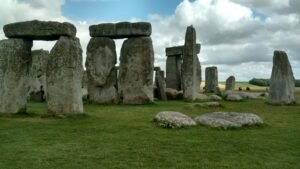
268;51;295;104
119;37;154;104
86;37;118;104
28;50;49;101
46;36;83;114
166;56;182;90
182;25;199;100
225;76;235;91
0;39;32;113
155;70;167;101
205;67;218;93
4;20;76;40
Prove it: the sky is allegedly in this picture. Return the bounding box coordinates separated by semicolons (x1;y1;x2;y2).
0;0;299;81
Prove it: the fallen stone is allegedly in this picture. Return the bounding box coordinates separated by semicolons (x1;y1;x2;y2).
195;93;209;100
86;37;118;104
154;111;197;128
194;112;263;129
208;94;222;100
118;37;154;104
4;20;76;40
191;102;222;108
46;36;83;115
0;38;32;113
165;88;179;100
268;51;295;105
89;22;151;39
226;94;243;101
224;90;261;99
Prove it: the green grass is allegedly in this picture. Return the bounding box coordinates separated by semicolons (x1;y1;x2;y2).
0;93;300;169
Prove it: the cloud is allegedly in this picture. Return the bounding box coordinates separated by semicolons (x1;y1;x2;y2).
148;0;300;81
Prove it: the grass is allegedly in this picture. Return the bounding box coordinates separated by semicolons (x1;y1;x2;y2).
0;92;300;169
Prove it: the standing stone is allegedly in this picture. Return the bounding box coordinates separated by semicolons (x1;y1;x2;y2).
268;51;295;104
196;56;202;92
119;37;154;104
85;37;118;104
46;36;83;114
225;76;235;91
28;50;49;101
166;56;182;90
155;70;167;101
182;25;199;100
205;67;218;93
0;39;32;113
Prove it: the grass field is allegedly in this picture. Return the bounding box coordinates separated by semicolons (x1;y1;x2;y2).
0;91;299;169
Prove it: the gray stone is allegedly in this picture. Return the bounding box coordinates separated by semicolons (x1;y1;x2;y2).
225;76;235;91
191;102;222;108
182;25;200;100
119;37;154;104
166;55;182;90
194;112;263;129
165;44;201;56
224;90;261;99
208;94;222;100
154;111;197;128
46;36;83;115
86;37;118;104
205;66;218;93
0;39;32;113
226;94;243;101
195;93;209;100
268;51;295;105
4;20;76;40
155;70;167;101
165;88;179;100
28;50;49;101
89;22;152;39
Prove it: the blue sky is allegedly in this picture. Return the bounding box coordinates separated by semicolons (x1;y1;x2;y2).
62;0;182;21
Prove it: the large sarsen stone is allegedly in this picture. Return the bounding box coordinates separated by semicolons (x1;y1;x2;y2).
268;51;295;104
118;37;154;104
46;36;83;114
0;39;32;113
4;20;76;40
86;37;118;104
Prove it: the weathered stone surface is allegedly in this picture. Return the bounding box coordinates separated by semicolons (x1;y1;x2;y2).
119;37;154;104
154;111;197;128
268;51;295;105
205;66;218;93
208;94;222;100
195;93;209;100
225;76;235;91
165;88;179;100
89;22;151;39
28;50;49;101
4;20;76;40
0;39;32;113
191;102;222;108
46;36;83;114
166;55;182;90
224;90;261;99
182;26;200;100
86;37;118;104
166;44;201;56
155;70;167;101
226;94;243;101
194;112;263;129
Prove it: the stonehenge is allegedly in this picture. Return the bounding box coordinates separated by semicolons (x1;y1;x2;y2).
0;39;32;113
205;67;218;93
0;20;84;114
86;22;154;104
268;51;295;105
154;67;167;101
225;76;235;91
